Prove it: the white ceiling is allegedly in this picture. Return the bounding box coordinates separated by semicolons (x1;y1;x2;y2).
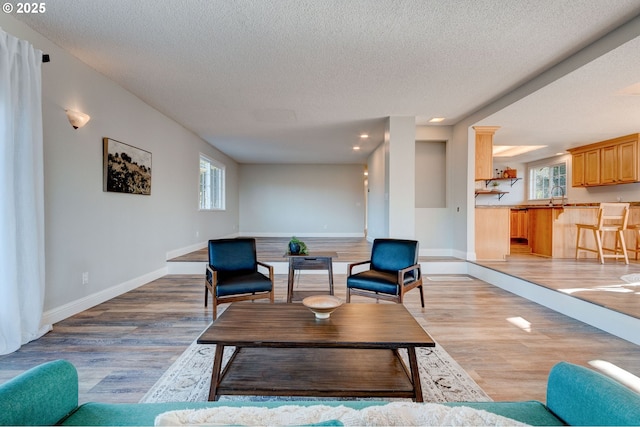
14;0;640;164
478;34;640;163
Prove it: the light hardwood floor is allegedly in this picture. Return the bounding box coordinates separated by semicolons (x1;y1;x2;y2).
476;252;640;319
1;238;639;405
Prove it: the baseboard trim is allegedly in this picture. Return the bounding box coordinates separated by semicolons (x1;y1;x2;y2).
166;233;239;260
42;267;167;326
239;232;365;238
166;242;207;260
419;248;455;257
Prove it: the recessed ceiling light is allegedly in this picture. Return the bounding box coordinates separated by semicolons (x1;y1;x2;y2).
617;81;640;96
429;117;445;123
353;146;361;151
360;133;369;139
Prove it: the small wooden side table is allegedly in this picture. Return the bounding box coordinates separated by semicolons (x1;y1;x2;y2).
285;251;337;303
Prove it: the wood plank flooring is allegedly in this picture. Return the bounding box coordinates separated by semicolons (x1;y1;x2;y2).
476;251;640;319
1;237;639;406
178;237;640;320
169;237;374;263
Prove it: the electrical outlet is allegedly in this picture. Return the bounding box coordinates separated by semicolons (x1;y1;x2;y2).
82;272;89;285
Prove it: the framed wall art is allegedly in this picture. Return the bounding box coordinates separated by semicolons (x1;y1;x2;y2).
103;137;152;195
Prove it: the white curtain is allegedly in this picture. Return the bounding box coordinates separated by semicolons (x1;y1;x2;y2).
0;28;50;355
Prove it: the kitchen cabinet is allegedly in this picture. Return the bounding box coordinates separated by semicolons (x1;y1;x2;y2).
600;144;617;184
475;207;510;260
572;148;601;186
584;149;601;185
572;152;585;187
510;209;528;239
528;208;556;257
473;126;500;181
569;133;639;187
618;140;638;183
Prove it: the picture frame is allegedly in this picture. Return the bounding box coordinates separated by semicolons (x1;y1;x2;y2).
103;137;152;195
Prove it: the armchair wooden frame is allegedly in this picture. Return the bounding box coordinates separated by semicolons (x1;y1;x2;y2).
346;260;424;306
205;261;275;320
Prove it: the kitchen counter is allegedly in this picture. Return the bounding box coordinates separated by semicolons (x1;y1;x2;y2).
476;202;640;208
476;205;640;259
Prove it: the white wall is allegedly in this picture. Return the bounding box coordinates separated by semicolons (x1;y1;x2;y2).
366;140;388;240
415;141;445;208
1;15;239;322
238;164;365;236
414;126;457;255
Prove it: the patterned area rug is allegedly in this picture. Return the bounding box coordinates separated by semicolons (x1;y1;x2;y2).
140;321;490;404
621;274;640;283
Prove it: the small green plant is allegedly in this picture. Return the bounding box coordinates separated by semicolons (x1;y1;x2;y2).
288;236;309;255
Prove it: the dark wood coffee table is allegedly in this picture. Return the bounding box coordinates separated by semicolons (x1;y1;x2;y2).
197;302;435;401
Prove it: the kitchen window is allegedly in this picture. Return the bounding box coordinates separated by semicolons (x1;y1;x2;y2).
528;161;566;200
199;154;225;210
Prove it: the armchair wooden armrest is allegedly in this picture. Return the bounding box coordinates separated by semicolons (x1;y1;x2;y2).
397;263;421;284
348;259;371;275
257;261;274;281
206;264;218;285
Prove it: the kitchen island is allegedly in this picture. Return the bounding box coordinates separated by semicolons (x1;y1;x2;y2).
476;205;640;260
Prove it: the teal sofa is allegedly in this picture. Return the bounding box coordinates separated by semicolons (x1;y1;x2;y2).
1;359;639;426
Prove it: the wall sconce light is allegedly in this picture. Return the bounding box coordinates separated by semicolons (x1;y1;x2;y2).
65;109;91;129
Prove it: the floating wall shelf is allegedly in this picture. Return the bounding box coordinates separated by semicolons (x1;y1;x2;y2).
484;177;521;187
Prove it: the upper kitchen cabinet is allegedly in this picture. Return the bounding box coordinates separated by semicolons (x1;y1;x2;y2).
473;126;500;181
572;149;600;186
618;138;638;182
568;133;639;187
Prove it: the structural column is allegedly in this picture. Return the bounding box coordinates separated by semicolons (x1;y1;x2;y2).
387;116;416;238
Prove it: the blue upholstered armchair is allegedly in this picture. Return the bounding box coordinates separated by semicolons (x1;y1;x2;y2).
205;238;274;320
346;238;424;306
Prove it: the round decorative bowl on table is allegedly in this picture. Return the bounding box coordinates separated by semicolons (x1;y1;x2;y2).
302;295;343;319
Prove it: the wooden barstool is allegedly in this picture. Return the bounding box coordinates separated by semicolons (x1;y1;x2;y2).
575;202;629;264
626;224;640;260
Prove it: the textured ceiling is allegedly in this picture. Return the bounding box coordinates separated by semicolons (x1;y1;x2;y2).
14;0;640;164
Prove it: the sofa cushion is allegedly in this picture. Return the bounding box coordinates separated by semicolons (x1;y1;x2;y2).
215;271;273;296
153;402;530;426
546;361;640;426
346;269;399;295
444;401;563;426
0;359;78;426
60;401;384;426
61;400;563;427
